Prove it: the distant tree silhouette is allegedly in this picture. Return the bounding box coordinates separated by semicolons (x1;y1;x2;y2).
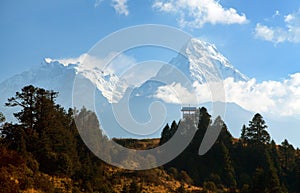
252;167;266;193
160;124;170;145
240;124;247;142
220;142;237;188
280;139;296;172
0;112;5;123
243;113;270;145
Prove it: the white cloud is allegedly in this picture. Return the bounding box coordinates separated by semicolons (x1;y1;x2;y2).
284;14;294;23
152;0;248;28
112;0;129;16
274;10;280;17
94;0;104;7
45;54;88;66
254;23;276;42
121;61;163;87
154;73;300;117
154;82;199;104
94;0;129;16
255;9;300;43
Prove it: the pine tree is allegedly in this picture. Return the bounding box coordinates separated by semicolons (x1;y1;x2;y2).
295;153;300;193
265;151;282;193
170;120;178;136
0;112;5;123
160;124;170;145
5;85;58;131
0;112;6;140
269;140;282;178
252;167;267;193
4;85;79;176
215;116;233;146
220;142;237;188
241;124;247;142
279;139;296;172
1;123;27;155
244;113;270;145
198;107;211;130
189;107;211;153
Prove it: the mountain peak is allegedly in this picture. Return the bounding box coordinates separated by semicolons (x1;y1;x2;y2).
187;38;248;82
156;38;248;83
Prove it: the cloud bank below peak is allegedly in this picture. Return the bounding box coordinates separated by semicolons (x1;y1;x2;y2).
154;73;300;117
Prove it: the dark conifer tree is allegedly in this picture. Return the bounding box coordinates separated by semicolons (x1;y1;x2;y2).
265;151;282;193
4;85;79;176
240;124;247;142
0;112;5;123
160;124;170;145
170;120;178;136
189;107;211;153
244;113;270;145
280;139;296;172
252;167;267;193
220;142;237;188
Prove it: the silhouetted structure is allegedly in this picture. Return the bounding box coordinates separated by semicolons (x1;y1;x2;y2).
181;106;197;120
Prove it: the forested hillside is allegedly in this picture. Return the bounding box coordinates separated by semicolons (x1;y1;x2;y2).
159;109;300;193
0;85;299;193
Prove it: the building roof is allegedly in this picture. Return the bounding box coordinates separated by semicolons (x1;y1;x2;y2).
181;107;197;111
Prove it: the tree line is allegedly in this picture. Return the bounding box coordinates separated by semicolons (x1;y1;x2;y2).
0;85;299;193
160;107;300;193
0;85;114;192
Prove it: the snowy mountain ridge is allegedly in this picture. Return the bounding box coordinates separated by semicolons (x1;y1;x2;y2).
39;38;248;103
187;38;248;82
44;55;129;103
0;37;247;119
1;38;299;147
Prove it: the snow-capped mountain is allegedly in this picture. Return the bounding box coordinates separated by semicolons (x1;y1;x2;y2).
44;55;129;103
1;37;299;146
0;38;249;137
0;61;75;121
134;38;248;100
155;38;248;84
186;39;248;82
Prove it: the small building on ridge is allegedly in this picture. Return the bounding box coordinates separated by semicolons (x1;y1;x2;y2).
181;106;197;120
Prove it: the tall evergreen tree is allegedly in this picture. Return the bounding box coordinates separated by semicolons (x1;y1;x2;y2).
0;112;5;139
243;113;270;145
220;142;237;188
0;112;5;123
214;116;233;146
4;85;79;176
279;139;296;172
240;124;247;142
160;124;170;145
265;151;282;193
252;167;267;193
5;85;58;131
190;107;211;153
198;107;211;130
295;153;300;193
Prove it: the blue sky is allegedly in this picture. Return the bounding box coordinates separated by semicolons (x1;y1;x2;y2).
1;0;300;82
